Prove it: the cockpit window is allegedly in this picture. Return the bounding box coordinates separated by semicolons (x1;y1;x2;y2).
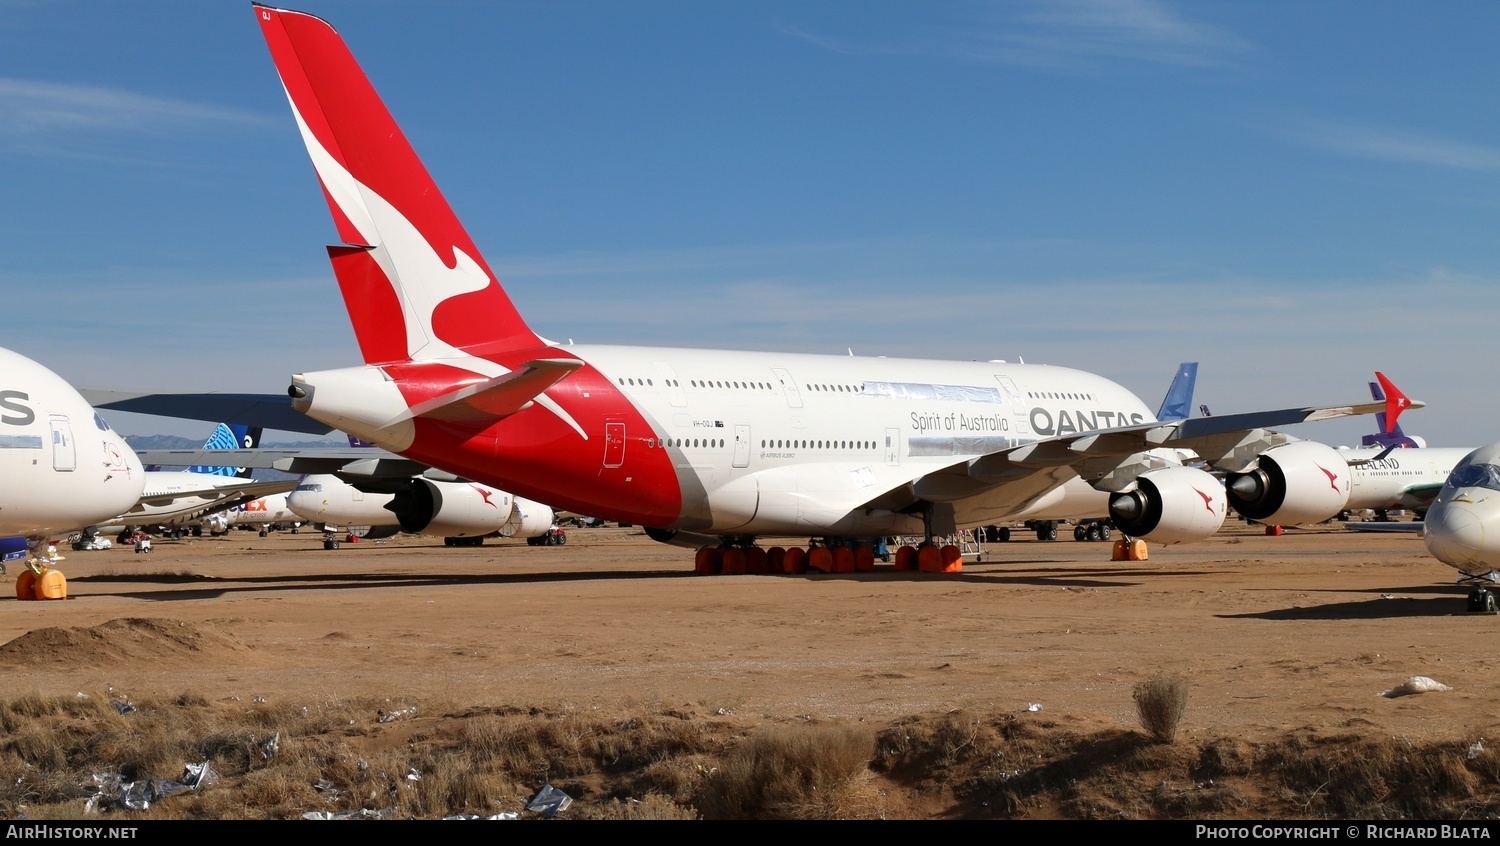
1448;462;1500;493
94;413;111;432
293;483;324;492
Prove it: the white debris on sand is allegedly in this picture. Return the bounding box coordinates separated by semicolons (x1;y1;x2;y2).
1380;676;1452;698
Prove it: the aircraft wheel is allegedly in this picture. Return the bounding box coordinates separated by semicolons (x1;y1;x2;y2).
1073;525;1087;542
1099;525;1111;541
556;534;566;546
1468;588;1498;614
1086;524;1102;542
998;527;1010;542
324;539;339;551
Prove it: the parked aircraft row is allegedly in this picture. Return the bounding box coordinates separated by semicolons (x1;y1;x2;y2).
7;6;1497;612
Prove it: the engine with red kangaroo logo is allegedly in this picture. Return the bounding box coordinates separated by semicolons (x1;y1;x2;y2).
1107;466;1228;544
386;479;550;540
1223;440;1352;526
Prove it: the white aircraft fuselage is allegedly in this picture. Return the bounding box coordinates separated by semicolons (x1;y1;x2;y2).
1341;446;1471;513
0;346;144;540
297;348;1138;537
1424;442;1500;579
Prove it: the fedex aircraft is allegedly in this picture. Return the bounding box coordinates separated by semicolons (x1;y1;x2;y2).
1422;442;1500;612
236;5;1414;561
0;346;144;566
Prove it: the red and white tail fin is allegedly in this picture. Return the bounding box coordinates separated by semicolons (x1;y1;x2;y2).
255;5;541;366
1373;371;1412;434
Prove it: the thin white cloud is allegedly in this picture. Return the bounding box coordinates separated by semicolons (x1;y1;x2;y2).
0;77;271;139
1000;0;1252;68
777;1;1252;71
1283;116;1500;172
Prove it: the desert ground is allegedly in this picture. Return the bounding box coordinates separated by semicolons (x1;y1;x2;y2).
2;520;1497;818
2;521;1493;736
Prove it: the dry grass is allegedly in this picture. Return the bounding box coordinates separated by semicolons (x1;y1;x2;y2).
2;690;1499;819
1134;672;1189;744
695;721;880;819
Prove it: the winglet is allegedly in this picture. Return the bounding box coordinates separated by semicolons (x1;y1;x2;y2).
1156;362;1198;421
1374;372;1412;434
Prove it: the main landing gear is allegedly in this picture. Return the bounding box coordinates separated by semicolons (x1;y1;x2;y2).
1462;571;1500;614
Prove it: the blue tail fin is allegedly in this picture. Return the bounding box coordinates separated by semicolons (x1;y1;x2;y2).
189;423;265;477
1156;363;1198;422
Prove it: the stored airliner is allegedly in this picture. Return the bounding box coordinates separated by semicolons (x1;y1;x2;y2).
106;6;1418;570
240;4;1418;562
1423;441;1500;612
0;346;144;567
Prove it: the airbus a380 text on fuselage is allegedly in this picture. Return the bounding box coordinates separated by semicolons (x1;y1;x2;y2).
239;5;1406;554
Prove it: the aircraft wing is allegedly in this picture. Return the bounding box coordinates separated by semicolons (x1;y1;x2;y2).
118;479;301;525
135;478;299;508
865;395;1413;516
1395;483;1445;510
132;448;431;480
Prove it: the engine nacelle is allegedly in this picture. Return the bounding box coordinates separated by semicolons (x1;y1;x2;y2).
1223;439;1351;526
388;479;515;539
644;527;724;550
1107;465;1227;545
499;496;555;538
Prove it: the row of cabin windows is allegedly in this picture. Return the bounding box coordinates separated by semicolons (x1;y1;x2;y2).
615;377;864;393
1029;391;1094;400
762;439;873;450
617;377;771;390
644;438;874;451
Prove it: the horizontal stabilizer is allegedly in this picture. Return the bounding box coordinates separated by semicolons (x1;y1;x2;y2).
82;390;332;435
135;447;428;479
384;358;584;427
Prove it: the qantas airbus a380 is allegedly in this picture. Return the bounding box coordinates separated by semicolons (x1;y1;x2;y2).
128;5;1416;566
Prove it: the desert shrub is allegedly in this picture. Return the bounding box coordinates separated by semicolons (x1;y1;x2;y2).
1133;672;1189;744
696;722;876;819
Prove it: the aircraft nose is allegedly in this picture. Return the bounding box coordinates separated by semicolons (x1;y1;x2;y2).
1424;496;1494;568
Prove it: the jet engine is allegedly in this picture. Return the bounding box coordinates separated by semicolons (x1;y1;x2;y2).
386;479;547;539
1223;440;1351;526
1107;465;1227;544
499;496;555;538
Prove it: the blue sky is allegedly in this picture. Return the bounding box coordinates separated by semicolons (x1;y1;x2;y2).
2;1;1496;449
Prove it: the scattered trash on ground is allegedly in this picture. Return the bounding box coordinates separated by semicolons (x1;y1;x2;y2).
1381;676;1452;698
378;707;417;723
302;808;395;820
526;784;573;817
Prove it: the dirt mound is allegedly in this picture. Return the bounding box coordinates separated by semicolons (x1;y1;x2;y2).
0;618;250;669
